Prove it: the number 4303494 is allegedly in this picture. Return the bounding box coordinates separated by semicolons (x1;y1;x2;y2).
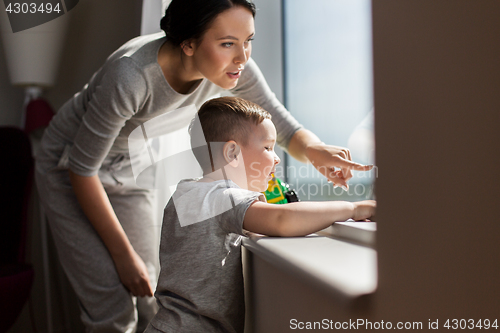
444;319;498;330
5;2;62;14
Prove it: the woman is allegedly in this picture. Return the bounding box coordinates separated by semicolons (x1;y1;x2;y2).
36;0;372;331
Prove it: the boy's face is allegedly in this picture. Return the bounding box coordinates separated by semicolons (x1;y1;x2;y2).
240;119;281;192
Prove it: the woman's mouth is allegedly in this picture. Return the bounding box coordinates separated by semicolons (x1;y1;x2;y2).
226;71;241;79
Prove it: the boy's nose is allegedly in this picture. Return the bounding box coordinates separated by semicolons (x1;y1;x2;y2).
274;152;281;165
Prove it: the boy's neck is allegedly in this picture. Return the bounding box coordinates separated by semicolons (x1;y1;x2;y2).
200;169;227;183
199;168;248;190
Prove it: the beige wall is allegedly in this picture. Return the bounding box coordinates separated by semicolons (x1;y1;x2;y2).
0;0;142;126
373;0;500;322
4;1;142;332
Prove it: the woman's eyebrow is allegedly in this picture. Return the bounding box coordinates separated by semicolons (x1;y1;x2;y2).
218;35;239;40
217;33;255;41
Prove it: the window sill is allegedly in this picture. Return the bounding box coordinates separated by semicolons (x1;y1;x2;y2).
316;221;376;248
242;222;377;305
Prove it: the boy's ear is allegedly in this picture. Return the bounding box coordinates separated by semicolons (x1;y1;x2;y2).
181;39;195;57
223;141;241;167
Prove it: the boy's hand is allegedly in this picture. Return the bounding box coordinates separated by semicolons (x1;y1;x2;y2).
352;200;376;221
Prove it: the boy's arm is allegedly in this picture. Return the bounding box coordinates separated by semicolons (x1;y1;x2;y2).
243;200;375;237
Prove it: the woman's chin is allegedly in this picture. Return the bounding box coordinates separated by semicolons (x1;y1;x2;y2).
213;78;239;90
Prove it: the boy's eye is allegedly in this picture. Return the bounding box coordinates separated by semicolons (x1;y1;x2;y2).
265;147;271;151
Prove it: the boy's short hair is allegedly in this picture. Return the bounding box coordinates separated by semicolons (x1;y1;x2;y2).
189;97;271;172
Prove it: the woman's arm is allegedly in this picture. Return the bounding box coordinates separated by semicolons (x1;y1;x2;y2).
287;129;373;188
243;200;376;237
69;170;153;297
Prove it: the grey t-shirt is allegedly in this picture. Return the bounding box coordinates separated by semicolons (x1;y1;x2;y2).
149;179;265;333
37;32;302;177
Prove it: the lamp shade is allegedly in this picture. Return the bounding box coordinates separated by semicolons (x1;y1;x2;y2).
0;4;69;87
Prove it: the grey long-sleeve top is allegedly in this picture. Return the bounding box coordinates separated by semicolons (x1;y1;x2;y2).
37;32;302;177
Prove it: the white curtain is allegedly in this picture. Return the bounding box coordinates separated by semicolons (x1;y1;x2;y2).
140;0;164;35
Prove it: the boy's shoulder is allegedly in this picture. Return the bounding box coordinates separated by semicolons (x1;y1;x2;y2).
166;178;266;228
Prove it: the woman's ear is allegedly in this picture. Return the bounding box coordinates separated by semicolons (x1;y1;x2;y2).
223;141;241;167
181;39;195;57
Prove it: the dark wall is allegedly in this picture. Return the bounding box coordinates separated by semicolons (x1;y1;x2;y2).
373;0;500;322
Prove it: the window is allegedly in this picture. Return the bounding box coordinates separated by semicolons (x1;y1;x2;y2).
282;0;375;201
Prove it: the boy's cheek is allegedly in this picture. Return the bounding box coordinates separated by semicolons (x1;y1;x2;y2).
247;161;263;176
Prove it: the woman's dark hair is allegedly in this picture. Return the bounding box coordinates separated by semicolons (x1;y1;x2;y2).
160;0;256;47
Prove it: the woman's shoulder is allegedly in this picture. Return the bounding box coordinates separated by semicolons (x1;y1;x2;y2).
105;32;166;68
97;33;168;86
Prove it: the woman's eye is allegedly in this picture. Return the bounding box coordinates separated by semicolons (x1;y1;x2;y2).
222;42;233;48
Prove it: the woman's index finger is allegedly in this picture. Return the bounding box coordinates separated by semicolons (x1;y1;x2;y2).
336;159;374;171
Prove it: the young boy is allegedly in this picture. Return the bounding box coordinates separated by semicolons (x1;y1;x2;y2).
145;97;375;333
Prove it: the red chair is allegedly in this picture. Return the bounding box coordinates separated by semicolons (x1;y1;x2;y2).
0;127;35;333
24;98;54;135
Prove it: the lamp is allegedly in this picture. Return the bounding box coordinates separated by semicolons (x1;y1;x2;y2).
0;3;69;87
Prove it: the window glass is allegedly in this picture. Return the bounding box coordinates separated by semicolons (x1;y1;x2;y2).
283;0;375;201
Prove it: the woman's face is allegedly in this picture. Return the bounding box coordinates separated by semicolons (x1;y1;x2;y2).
188;6;255;89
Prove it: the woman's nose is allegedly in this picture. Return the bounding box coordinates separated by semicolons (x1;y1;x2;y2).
234;45;249;64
